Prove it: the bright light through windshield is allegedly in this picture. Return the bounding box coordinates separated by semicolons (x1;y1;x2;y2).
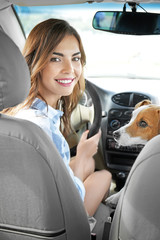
15;3;160;79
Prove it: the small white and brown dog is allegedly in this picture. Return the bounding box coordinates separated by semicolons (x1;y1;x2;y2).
113;100;160;146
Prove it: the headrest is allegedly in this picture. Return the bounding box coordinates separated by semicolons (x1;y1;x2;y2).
0;31;30;111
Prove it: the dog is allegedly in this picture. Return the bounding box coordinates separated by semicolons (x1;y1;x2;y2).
113;99;160;146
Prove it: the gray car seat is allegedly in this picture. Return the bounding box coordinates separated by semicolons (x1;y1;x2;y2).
109;135;160;240
0;31;91;239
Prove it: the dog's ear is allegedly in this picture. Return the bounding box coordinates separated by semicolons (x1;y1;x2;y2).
135;99;152;109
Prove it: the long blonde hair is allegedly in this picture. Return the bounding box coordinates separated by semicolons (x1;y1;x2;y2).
2;19;86;137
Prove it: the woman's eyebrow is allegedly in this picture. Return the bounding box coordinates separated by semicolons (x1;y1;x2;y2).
53;52;63;57
72;52;81;56
52;51;81;57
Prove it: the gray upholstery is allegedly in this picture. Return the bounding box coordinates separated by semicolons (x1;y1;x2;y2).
0;31;90;239
109;135;160;240
0;31;30;110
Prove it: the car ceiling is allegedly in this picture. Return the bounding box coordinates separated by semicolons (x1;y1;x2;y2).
2;0;160;8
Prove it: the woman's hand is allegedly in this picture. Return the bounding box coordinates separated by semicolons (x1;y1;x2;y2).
77;129;101;160
70;129;101;182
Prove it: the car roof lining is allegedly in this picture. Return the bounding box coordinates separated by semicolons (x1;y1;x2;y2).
3;0;160;7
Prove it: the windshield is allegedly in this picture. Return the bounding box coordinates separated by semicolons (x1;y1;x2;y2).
15;3;160;80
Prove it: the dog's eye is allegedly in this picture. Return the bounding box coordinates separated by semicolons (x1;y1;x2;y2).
138;120;148;128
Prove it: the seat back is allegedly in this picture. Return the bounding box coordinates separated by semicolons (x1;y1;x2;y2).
0;31;90;240
109;135;160;240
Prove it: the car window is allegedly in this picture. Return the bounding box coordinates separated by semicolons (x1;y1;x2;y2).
15;3;160;80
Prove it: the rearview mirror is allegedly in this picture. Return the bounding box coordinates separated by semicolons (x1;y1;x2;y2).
93;11;160;35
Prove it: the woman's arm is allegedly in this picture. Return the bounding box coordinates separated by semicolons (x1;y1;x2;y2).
69;130;101;182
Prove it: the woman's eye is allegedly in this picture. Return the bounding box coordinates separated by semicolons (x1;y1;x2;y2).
50;57;60;62
138;120;148;128
73;57;81;62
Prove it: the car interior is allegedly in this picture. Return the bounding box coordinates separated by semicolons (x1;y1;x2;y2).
1;0;160;239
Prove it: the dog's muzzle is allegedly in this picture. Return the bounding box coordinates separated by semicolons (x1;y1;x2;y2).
113;130;120;141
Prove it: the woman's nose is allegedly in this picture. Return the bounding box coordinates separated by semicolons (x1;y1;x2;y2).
62;60;74;73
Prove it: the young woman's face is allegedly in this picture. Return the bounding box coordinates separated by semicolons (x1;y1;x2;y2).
39;34;82;107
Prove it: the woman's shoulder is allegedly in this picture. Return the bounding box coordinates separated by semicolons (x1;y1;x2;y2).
15;108;45;121
16;108;34;117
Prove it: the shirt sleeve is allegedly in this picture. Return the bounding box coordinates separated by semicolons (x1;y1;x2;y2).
64;164;86;201
40;121;86;201
41;121;86;201
73;177;86;201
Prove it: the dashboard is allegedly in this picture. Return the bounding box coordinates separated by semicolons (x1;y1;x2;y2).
87;77;160;190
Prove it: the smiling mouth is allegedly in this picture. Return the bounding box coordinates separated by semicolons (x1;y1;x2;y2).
55;78;75;86
56;79;72;83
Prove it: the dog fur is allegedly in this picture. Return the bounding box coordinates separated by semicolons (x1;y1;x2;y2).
113;100;160;146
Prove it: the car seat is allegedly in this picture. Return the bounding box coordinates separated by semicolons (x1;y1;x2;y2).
109;134;160;240
0;30;91;239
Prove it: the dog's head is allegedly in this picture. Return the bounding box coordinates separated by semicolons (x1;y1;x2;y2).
113;100;160;146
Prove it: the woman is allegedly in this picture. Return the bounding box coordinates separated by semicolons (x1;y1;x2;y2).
3;19;111;217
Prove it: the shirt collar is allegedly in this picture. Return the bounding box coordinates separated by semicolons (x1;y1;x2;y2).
31;98;63;121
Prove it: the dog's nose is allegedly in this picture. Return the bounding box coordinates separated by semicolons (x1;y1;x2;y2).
113;130;120;140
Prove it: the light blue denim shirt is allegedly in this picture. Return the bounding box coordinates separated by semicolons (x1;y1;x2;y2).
16;98;85;201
